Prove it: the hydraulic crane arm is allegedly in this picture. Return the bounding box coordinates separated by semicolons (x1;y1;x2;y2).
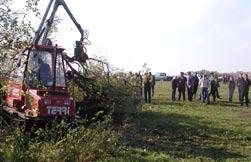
32;0;89;46
55;0;86;42
32;0;54;44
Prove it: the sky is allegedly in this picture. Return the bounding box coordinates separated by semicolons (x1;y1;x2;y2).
13;0;251;75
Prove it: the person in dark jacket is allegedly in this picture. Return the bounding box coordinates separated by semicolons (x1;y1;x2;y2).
178;72;187;101
192;72;199;100
207;76;217;103
240;74;249;106
35;58;52;86
143;72;152;103
215;78;221;99
237;73;243;102
228;76;236;102
171;76;178;101
187;71;193;101
210;72;221;99
150;72;155;97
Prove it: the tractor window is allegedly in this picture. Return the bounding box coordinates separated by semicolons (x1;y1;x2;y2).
26;50;53;87
56;54;66;87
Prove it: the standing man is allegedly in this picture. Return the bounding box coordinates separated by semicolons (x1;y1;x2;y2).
237;73;244;102
171;76;178;101
240;74;249;107
135;72;142;97
192;72;199;100
149;72;155;97
228;76;236;102
209;72;221;99
178;72;187;101
215;77;221;99
208;76;217;103
187;71;193;101
199;75;210;103
143;72;152;103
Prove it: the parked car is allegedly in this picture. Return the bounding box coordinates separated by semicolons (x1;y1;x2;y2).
166;75;173;81
155;72;167;81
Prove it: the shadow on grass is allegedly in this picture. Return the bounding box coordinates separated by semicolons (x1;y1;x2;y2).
152;98;242;108
151;98;189;107
120;111;248;160
207;100;241;107
151;100;186;107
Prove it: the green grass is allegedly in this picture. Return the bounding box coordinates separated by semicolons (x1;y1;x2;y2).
0;81;250;161
116;81;251;161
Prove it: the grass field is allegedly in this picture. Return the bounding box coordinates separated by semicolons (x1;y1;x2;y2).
0;81;250;161
117;81;251;161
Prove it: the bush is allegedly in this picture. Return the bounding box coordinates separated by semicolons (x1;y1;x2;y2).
67;62;143;124
103;75;143;124
0;56;143;160
0;117;120;161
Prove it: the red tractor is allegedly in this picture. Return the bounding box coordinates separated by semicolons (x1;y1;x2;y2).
1;0;91;126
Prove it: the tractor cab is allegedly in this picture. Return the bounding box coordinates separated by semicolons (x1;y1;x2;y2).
6;45;75;120
25;46;66;90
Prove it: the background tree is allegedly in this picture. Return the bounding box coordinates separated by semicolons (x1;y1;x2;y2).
0;0;40;74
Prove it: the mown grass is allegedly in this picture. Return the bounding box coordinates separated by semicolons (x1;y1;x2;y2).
116;81;251;161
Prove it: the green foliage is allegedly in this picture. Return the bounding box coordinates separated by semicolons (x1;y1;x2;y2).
67;59;143;123
104;75;143;123
0;80;250;161
0;77;7;105
0;118;119;162
0;61;143;161
0;0;40;75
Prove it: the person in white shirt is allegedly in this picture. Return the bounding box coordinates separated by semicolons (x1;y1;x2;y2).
199;75;210;103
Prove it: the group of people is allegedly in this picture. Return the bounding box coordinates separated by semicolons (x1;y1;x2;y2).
171;72;220;103
127;71;155;103
126;71;250;107
235;74;249;106
171;72;250;106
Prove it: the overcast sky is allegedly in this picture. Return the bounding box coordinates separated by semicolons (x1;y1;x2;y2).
14;0;251;74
